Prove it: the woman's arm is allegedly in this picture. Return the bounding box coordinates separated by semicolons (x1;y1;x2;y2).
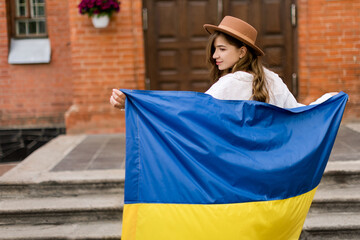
280;91;339;109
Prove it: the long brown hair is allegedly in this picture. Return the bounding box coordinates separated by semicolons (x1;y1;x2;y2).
206;31;269;103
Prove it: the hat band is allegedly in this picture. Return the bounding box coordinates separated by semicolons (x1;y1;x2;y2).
218;24;256;46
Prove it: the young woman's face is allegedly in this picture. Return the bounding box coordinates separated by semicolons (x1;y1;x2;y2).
212;34;243;70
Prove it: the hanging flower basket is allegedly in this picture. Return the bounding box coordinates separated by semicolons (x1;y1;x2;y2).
78;0;121;28
91;14;110;28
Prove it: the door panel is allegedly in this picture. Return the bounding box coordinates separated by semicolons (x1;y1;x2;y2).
144;0;218;92
144;0;297;94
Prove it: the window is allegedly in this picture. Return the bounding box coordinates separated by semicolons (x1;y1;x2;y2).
7;0;51;64
12;0;47;38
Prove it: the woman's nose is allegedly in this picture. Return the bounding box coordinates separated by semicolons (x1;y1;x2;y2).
213;50;218;59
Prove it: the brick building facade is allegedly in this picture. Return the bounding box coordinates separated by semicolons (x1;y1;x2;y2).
0;0;359;135
297;0;359;118
0;0;73;128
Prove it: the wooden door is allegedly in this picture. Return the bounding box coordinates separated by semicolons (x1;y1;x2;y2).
143;0;219;92
143;0;297;95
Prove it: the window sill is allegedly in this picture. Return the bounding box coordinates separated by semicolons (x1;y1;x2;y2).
8;38;51;64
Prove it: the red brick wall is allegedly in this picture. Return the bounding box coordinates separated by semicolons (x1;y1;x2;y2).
298;0;360;120
0;0;73;128
65;0;145;134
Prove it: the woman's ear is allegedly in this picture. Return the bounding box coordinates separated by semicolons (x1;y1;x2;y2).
239;46;247;59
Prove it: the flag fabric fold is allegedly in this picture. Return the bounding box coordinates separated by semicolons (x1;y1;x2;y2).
121;90;348;240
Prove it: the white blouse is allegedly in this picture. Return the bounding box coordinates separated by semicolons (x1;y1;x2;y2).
205;68;332;108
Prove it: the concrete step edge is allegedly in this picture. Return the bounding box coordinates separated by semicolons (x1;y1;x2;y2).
0;221;122;240
0;179;125;190
0;194;124;213
0;179;125;199
313;184;360;202
0;169;125;185
0;176;125;185
0;181;125;193
324;160;360;175
303;212;360;231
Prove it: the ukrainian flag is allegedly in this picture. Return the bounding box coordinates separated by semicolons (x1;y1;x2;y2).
121;90;348;240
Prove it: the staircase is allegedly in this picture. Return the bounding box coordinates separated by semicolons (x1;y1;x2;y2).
0;125;359;239
1;162;359;240
300;160;360;239
0;174;124;239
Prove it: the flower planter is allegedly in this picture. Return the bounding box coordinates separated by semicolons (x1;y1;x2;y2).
91;15;110;28
79;0;120;28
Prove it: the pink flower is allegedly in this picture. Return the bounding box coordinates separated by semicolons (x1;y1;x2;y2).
78;0;121;17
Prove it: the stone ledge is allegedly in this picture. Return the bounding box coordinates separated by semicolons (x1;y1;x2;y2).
324;160;360;174
303;212;360;230
0;194;124;213
0;221;122;239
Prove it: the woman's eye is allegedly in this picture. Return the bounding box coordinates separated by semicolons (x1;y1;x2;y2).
220;48;226;51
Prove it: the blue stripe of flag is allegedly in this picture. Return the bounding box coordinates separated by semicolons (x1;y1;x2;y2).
122;90;348;205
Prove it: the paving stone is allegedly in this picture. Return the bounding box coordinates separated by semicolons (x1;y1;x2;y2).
52;134;125;172
330;126;360;161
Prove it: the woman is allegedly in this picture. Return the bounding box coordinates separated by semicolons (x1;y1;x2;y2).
110;16;335;109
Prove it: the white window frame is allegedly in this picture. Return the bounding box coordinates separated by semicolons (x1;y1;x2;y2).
13;0;47;38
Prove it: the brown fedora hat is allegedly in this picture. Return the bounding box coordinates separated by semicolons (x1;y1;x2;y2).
203;16;264;56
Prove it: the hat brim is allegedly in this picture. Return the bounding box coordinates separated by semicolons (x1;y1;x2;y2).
203;24;265;56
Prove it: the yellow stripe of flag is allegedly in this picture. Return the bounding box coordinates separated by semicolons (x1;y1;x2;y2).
123;188;317;240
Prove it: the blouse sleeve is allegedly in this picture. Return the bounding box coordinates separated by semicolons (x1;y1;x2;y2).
279;89;334;108
265;69;334;108
308;93;334;105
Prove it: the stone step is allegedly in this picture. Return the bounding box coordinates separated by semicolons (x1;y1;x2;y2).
321;161;360;185
310;183;360;213
0;194;123;225
300;212;360;240
302;161;360;240
0;176;124;199
0;221;121;240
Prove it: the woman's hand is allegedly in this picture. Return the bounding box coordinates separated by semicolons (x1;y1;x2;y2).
110;89;126;110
